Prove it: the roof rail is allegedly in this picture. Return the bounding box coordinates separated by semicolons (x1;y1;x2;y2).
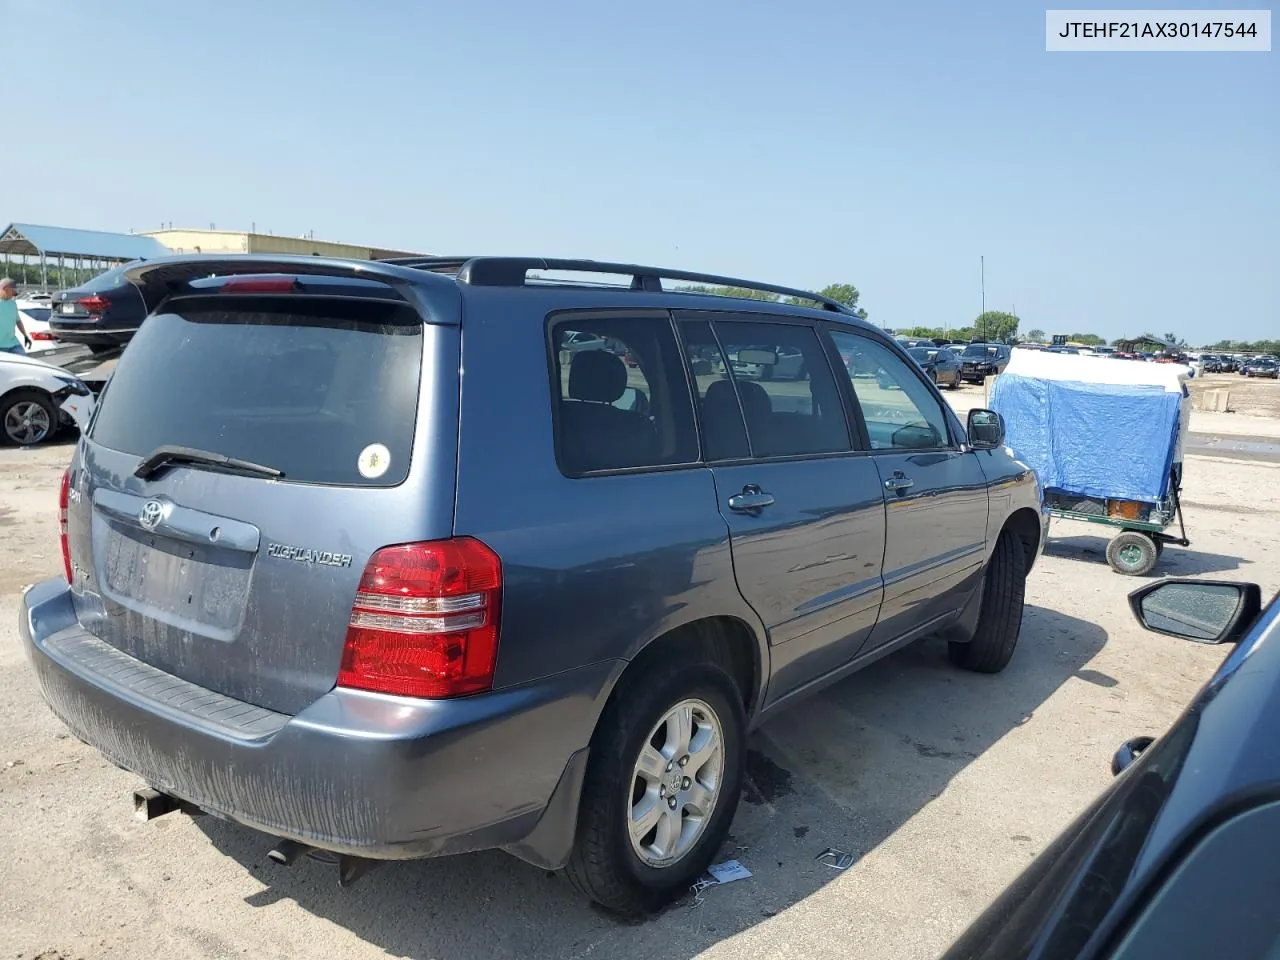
374;255;854;315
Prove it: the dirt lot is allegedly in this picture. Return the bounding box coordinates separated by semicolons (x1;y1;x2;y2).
3;383;1279;960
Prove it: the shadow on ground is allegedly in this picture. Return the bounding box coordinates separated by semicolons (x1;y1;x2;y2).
1046;534;1248;577
195;604;1107;960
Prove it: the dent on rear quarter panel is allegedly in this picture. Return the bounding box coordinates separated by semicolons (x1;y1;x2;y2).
451;288;768;694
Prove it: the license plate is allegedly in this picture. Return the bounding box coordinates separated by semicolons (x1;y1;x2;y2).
61;303;77;314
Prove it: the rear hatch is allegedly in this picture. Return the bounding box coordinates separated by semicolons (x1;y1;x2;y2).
65;275;457;715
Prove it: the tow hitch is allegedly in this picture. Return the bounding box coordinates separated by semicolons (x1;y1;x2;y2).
133;788;204;821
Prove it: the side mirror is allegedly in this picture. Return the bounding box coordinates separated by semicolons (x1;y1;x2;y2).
1127;578;1263;644
967;409;1005;450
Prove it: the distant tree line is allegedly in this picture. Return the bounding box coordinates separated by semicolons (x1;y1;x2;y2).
676;282;868;319
1206;338;1280;354
896;311;1021;343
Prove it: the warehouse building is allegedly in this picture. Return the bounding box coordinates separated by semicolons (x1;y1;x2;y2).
0;221;426;290
141;228;423;261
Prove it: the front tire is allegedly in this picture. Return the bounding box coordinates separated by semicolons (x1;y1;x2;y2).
0;390;58;446
565;661;746;917
949;533;1027;673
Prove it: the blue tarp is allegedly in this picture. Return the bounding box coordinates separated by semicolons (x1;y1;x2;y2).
991;374;1181;504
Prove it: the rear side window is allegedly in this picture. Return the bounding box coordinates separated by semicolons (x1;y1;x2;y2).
550;315;697;474
710;321;852;459
90;296;423;486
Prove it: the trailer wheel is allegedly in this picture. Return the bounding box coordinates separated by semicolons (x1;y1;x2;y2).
1106;531;1159;576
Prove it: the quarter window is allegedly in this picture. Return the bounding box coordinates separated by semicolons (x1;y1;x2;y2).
550;316;698;475
828;331;952;451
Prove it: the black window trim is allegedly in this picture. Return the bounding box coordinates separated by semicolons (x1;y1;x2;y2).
544;307;705;480
674;308;866;464
822;326;962;455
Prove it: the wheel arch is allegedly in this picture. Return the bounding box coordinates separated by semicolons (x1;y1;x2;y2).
1001;506;1043;574
602;615;768;730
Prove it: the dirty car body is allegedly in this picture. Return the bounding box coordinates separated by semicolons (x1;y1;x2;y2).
20;254;1046;913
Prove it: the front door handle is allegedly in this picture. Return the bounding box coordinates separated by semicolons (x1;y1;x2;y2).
884;473;914;493
728;485;775;513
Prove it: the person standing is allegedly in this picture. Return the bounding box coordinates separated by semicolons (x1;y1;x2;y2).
0;278;25;355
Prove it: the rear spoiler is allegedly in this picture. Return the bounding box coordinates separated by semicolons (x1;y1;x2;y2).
119;254;458;318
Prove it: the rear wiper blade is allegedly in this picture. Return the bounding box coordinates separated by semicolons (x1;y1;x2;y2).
134;445;284;480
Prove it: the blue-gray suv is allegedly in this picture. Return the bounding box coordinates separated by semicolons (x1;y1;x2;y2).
19;255;1046;916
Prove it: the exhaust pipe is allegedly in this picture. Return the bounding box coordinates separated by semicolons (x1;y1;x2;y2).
267;838;314;866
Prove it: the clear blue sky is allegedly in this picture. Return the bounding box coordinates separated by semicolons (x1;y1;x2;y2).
5;0;1276;343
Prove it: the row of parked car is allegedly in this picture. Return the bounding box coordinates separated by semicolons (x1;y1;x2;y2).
1202;354;1280;377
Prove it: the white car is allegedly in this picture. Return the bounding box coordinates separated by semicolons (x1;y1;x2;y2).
15;298;61;354
0;351;93;445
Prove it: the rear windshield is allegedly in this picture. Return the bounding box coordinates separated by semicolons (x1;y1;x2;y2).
90;296;423;486
962;345;998;357
78;264;133;292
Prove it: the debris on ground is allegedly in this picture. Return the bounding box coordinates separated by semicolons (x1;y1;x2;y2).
816;848;855;870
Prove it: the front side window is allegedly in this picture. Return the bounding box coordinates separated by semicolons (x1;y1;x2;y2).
828;331;952;451
550;315;697;474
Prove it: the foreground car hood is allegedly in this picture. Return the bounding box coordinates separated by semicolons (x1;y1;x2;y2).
0;351;69;374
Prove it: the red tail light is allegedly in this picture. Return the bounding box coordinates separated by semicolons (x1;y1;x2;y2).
32;330;55;341
338;538;502;699
77;295;110;315
58;469;72;583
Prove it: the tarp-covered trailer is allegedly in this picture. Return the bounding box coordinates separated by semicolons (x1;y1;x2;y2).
991;351;1192;575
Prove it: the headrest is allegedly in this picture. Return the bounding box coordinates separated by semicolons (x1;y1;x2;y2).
568;350;627;403
735;379;773;419
703;378;738;408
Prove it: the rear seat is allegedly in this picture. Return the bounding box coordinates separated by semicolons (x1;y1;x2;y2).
558;351;660;473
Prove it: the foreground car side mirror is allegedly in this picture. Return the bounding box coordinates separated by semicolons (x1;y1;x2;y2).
967;409;1005;450
1127;578;1263;644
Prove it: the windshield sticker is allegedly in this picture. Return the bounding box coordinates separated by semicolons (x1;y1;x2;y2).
358;443;391;479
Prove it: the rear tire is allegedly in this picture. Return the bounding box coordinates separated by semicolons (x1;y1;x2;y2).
1106;531;1159;576
949;533;1027;674
564;660;746;917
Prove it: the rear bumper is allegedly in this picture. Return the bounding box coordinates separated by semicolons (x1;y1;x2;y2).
47;319;138;347
20;578;616;866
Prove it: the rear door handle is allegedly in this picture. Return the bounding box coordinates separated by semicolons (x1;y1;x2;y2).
884;474;914;493
728;485;775;513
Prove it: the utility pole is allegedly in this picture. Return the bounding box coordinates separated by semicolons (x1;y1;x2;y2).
980;255;986;341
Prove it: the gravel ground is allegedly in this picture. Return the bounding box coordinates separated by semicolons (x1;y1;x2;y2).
2;385;1277;960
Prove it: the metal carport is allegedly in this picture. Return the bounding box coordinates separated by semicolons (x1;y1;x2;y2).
0;223;171;290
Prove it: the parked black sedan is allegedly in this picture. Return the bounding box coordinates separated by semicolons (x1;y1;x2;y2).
49;261;149;352
907;345;961;388
941;577;1280;960
958;342;1012;384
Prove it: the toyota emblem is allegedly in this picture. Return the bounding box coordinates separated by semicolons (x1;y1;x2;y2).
139;499;165;531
